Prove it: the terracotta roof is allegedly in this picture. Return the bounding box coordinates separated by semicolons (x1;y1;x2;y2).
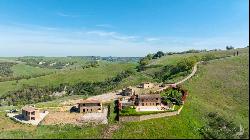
78;99;101;104
22;106;37;112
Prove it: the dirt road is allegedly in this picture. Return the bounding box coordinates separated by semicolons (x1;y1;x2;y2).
69;62;201;104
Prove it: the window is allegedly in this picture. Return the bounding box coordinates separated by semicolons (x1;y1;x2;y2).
31;111;35;115
31;117;35;120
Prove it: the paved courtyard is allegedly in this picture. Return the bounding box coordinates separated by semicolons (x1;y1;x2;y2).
7;111;49;125
77;108;108;124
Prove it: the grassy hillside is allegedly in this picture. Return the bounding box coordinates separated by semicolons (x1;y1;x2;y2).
112;49;249;139
0;62;137;96
0;48;248;139
11;63;57;77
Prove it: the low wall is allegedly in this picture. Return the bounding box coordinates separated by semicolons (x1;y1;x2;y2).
119;115;140;122
119;106;184;122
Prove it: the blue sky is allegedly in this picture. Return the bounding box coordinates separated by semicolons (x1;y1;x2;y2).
0;0;249;57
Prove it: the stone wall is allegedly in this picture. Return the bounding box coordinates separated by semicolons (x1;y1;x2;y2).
119;115;140;122
119;106;184;122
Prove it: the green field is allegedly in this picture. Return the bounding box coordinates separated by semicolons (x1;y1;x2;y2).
0;62;137;96
0;48;248;139
11;63;57;77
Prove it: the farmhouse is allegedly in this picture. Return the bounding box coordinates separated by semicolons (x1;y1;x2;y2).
139;82;154;89
22;106;40;121
121;87;135;96
135;94;161;106
78;99;102;113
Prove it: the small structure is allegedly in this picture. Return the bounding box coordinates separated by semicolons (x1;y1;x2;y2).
139;82;154;89
38;61;45;65
78;99;102;113
118;96;135;109
135;94;161;106
121;87;135;96
49;62;56;66
22;106;40;121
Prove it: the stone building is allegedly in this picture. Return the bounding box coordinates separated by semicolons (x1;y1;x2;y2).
121;87;135;96
135;94;161;106
139;82;154;89
22;106;40;121
78;99;102;113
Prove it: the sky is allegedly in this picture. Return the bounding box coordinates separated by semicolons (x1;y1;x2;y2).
0;0;249;57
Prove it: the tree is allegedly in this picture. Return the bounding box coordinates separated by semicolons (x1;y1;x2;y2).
200;112;245;139
139;58;150;66
146;53;153;60
226;46;234;50
202;53;216;61
153;51;165;59
136;57;150;72
176;56;198;72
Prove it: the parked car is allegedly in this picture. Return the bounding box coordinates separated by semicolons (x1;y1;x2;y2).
9;109;18;113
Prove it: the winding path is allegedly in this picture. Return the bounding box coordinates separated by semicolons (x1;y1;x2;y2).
175;61;200;85
86;61;201;102
156;61;201;92
57;61;201;106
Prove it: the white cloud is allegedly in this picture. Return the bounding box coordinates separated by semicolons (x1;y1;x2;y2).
0;24;248;57
86;30;138;41
86;30;116;36
145;37;160;41
96;24;114;28
56;12;80;18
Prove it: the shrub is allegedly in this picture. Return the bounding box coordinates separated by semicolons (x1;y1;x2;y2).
199;112;246;139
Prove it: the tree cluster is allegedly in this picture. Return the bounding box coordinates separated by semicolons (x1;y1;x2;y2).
226;46;234;50
137;51;165;72
154;56;199;82
81;61;99;69
17;57;75;69
200;112;246;139
152;51;165;59
0;70;134;106
0;62;17;77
